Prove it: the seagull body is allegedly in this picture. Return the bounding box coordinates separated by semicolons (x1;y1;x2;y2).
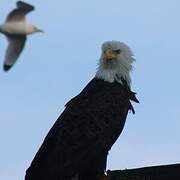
0;1;42;71
0;22;37;35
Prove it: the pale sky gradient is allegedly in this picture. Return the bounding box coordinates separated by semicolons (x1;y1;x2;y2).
0;0;180;180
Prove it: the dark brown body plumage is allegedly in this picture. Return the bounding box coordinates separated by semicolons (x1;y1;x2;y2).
25;78;138;180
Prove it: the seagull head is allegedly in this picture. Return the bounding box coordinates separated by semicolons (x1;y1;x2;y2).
31;26;44;33
34;26;44;33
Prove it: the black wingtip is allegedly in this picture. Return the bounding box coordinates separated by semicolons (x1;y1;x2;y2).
3;64;12;72
17;1;24;6
17;1;34;10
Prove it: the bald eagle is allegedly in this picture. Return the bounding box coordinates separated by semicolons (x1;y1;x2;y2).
25;41;139;180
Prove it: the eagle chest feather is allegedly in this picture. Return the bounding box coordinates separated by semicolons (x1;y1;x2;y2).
25;78;137;180
63;79;130;151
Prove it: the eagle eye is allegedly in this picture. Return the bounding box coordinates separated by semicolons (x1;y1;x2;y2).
113;49;121;54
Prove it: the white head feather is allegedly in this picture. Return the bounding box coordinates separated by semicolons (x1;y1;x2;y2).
95;41;135;86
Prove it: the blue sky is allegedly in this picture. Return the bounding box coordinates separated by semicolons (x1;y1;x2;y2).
0;0;180;179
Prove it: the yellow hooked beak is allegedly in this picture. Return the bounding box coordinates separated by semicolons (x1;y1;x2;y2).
103;48;118;61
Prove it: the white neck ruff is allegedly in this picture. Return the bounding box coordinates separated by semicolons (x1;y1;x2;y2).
95;49;134;86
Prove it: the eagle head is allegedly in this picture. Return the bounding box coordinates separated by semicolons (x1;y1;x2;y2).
95;41;135;86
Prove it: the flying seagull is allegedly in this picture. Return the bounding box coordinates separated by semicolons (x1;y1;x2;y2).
0;1;43;71
25;41;139;180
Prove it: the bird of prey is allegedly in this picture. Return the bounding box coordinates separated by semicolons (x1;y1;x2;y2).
0;1;43;71
25;41;139;180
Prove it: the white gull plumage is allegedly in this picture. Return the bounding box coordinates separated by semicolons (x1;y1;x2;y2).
0;1;43;71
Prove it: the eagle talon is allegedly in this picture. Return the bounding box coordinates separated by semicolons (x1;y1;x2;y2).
106;170;111;175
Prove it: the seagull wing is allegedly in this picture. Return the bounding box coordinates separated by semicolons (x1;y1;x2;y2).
3;35;26;71
6;1;34;22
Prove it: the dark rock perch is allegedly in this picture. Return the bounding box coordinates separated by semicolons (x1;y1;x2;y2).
107;163;180;180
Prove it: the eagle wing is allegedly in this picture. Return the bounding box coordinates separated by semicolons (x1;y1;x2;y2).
25;78;135;180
